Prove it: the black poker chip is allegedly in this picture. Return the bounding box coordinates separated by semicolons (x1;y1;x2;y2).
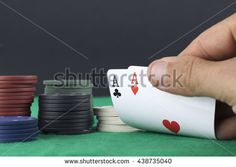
39;102;90;109
39;99;90;104
39;120;93;130
42;125;92;131
39;94;90;100
39;116;93;123
39;109;91;114
39;106;91;111
43;128;94;135
39;112;93;119
38;113;92;120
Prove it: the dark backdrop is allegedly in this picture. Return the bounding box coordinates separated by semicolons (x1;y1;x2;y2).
0;0;235;96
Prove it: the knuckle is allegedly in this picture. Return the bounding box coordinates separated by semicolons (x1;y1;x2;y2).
180;56;200;95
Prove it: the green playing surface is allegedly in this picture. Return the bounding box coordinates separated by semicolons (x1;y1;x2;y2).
0;97;236;156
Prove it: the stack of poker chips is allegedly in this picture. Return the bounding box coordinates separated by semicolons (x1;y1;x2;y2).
0;116;39;142
94;106;140;132
38;80;94;134
0;75;38;116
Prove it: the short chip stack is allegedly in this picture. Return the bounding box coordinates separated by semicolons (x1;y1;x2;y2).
0;75;38;116
94;106;140;132
38;80;94;134
0;116;39;142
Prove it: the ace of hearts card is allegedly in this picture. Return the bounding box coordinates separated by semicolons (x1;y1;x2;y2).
107;66;216;139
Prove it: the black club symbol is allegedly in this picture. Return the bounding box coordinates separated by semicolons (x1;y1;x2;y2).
113;89;121;98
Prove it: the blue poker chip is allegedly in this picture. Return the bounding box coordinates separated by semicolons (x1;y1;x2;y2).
0;123;38;130
0;132;38;140
0;116;37;126
0;127;39;134
0;137;37;143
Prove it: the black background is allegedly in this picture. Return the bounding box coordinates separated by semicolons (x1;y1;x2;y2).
0;0;235;96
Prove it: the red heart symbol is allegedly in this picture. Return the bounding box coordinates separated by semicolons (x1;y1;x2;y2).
162;119;180;134
131;86;139;95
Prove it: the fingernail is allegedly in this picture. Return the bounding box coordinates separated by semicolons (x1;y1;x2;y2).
149;61;167;87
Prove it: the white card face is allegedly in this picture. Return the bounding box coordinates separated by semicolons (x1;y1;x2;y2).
107;67;216;139
127;66;216;139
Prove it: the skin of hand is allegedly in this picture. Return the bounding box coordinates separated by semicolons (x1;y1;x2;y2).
147;13;236;140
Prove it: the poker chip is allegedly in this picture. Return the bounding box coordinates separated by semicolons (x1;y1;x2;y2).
0;127;38;134
39;80;94;135
0;133;38;139
0;123;38;130
0;116;37;126
0;137;37;143
97;124;140;132
0;75;37;81
0;99;33;105
0;80;37;84
0;87;36;93
0;108;30;112
98;116;123;121
39;102;90;109
0;96;34;100
39;94;90;101
94;106;140;132
39;121;92;128
0;111;31;116
98;119;126;125
0;116;39;143
38;106;91;112
0;84;35;88
0;104;31;108
42;128;93;135
39;110;92;117
44;87;92;94
43;80;93;88
0;92;35;96
39;114;92;123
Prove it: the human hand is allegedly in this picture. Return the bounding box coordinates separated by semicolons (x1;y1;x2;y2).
148;13;236;140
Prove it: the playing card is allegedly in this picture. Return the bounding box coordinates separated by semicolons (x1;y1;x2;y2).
107;66;216;139
107;69;127;117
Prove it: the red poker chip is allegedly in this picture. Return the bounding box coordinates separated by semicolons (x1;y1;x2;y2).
0;84;35;89
0;87;36;93
0;111;31;116
0;108;30;112
0;99;33;105
0;104;31;108
0;75;38;81
0;80;37;84
0;96;34;100
0;92;35;96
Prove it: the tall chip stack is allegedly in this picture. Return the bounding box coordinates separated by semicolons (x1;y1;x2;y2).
0;75;39;142
38;80;94;134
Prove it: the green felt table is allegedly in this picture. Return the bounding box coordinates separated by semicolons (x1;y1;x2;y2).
0;97;236;156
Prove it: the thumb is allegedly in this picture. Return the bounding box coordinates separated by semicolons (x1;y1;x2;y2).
147;56;236;111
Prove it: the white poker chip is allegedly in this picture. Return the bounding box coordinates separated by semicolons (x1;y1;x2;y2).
93;106;119;117
96;116;121;121
98;119;126;125
97;124;140;132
